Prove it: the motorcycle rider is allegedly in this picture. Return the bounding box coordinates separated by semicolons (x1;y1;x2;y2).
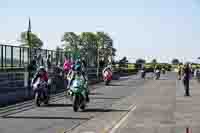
31;66;49;98
102;64;112;74
63;57;73;89
140;66;146;79
162;67;166;74
67;60;90;102
102;65;112;80
154;64;160;79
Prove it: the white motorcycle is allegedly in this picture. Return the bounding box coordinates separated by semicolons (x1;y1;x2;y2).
32;78;49;107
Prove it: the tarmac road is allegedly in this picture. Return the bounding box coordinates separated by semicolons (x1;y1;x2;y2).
0;73;156;133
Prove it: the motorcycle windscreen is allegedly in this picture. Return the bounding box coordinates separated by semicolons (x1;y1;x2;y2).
156;70;160;73
33;78;41;90
71;79;83;88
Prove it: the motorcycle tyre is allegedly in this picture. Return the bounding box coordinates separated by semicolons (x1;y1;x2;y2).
73;95;79;112
35;92;41;107
105;80;110;86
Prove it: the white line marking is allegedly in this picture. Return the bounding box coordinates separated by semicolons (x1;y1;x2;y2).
109;105;137;133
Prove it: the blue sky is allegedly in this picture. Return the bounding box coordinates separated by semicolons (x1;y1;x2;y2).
0;0;199;63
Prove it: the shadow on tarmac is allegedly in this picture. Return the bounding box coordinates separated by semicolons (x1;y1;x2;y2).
2;115;90;120
91;97;121;100
89;92;104;95
44;103;72;107
82;108;128;113
108;84;127;87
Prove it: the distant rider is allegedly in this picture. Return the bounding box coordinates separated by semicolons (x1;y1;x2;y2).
102;65;112;75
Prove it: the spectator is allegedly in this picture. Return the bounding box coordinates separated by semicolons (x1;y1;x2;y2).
28;55;37;74
47;54;51;70
182;63;191;96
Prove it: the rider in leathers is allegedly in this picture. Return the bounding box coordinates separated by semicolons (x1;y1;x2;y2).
67;60;89;102
32;66;49;97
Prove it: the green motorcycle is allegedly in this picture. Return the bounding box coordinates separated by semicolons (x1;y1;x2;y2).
67;75;87;112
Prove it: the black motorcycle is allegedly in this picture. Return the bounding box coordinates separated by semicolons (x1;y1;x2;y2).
196;70;200;83
155;70;160;80
162;69;166;74
141;70;146;79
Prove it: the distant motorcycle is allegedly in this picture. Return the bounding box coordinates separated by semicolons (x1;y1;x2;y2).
162;69;166;74
32;78;49;107
155;70;160;80
141;70;146;79
103;70;112;85
196;70;200;83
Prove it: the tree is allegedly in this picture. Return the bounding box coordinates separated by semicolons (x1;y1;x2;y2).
171;58;180;65
61;32;116;67
152;59;157;64
119;57;128;63
61;32;80;59
136;59;146;64
96;32;115;64
20;32;43;48
79;32;99;66
119;57;128;68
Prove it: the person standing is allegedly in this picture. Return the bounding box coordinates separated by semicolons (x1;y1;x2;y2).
46;54;51;71
27;55;37;96
182;63;191;96
177;64;182;80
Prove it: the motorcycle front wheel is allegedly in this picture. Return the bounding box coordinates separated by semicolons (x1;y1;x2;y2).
73;95;79;112
35;92;41;107
44;96;49;105
105;80;110;85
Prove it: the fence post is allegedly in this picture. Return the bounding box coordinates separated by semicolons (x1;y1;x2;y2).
19;48;21;67
11;46;13;68
96;41;100;80
1;45;3;68
5;45;7;67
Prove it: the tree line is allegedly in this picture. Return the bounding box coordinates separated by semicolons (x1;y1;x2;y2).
20;31;116;65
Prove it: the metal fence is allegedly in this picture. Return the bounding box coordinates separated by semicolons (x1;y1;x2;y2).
0;44;101;70
0;44;69;69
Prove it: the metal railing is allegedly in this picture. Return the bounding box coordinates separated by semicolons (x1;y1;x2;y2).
0;44;67;69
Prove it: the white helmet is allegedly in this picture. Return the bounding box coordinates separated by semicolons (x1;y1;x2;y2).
38;66;45;71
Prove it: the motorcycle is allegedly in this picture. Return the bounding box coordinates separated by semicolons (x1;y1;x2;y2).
162;69;166;74
141;70;145;79
67;76;87;112
196;70;200;83
103;70;112;85
32;78;49;107
155;70;160;80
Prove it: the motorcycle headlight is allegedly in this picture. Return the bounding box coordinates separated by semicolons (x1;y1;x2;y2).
68;90;73;95
71;87;78;92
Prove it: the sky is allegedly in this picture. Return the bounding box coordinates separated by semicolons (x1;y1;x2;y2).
0;0;199;63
